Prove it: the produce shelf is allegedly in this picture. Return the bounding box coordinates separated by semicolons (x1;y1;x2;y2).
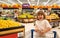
0;26;25;36
47;19;60;22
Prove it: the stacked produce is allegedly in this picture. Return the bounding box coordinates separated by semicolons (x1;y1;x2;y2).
0;20;21;29
18;13;34;19
46;13;59;19
50;13;59;19
0;17;12;20
18;13;35;23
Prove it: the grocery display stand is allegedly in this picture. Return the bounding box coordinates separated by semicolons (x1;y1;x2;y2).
0;26;25;38
31;29;57;38
47;18;60;28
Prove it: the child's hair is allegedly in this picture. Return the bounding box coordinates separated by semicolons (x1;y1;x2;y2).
37;11;46;19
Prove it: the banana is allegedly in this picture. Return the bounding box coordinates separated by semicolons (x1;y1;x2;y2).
0;20;21;29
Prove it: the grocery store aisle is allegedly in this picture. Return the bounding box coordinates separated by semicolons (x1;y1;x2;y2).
21;23;35;38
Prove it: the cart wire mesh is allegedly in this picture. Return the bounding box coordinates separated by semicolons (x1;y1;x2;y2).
31;29;56;38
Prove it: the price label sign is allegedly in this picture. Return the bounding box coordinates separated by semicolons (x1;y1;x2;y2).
22;3;30;8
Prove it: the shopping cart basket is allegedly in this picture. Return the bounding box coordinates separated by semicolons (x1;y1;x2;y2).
31;29;56;38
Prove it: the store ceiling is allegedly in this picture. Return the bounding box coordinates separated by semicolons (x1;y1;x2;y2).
0;0;60;5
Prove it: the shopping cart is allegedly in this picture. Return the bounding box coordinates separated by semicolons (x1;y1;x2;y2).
31;29;56;38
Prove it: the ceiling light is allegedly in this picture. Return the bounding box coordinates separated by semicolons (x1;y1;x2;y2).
48;0;57;5
37;0;39;5
17;0;23;4
32;4;35;6
42;0;50;5
46;0;50;4
27;0;31;5
8;0;15;4
0;1;10;5
31;0;35;1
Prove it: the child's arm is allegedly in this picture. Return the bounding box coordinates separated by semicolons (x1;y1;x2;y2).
41;27;51;34
35;25;40;32
44;27;51;33
35;25;44;35
40;20;52;34
34;21;41;32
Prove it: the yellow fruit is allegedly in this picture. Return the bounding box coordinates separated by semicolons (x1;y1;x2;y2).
23;13;30;15
50;13;59;19
0;20;21;29
18;15;26;18
28;15;34;18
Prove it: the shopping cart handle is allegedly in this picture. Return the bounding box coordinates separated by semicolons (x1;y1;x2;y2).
53;31;57;38
31;29;57;38
31;29;34;38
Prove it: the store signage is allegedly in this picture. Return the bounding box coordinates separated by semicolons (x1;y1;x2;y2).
22;3;30;8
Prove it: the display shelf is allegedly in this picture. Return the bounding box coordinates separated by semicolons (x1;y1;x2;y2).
18;21;35;23
0;26;24;31
17;18;36;23
47;19;60;22
20;21;35;23
19;18;36;19
50;20;60;22
0;26;25;36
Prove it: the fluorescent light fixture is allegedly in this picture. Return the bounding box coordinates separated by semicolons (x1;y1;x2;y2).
17;0;23;4
42;0;50;5
27;0;31;5
31;0;35;1
37;0;39;5
0;1;10;5
43;2;47;5
8;0;15;4
46;0;50;5
48;0;57;5
32;4;35;6
28;0;38;5
53;0;60;4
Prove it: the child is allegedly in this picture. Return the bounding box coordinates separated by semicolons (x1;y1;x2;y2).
35;11;52;38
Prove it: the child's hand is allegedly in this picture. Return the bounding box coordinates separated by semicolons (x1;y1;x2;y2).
35;29;45;36
39;30;45;36
35;25;40;32
35;28;40;32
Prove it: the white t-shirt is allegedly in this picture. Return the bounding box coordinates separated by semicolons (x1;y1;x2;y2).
35;19;51;31
35;20;52;38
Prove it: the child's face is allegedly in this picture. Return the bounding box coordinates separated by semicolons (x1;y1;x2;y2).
38;15;44;20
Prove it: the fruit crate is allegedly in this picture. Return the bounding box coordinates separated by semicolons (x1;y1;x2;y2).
17;18;36;23
0;26;25;36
